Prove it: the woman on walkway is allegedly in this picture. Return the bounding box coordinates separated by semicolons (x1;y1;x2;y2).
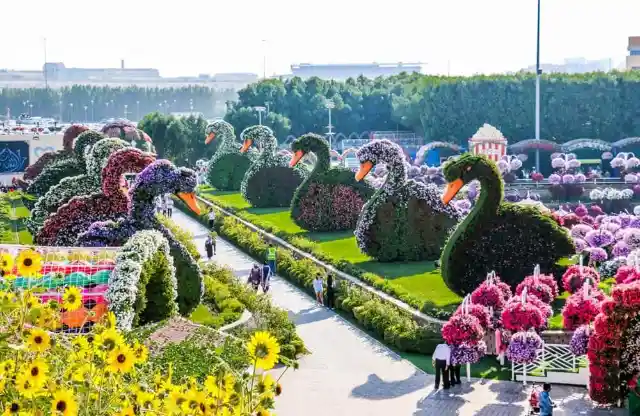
313;274;324;306
326;274;335;309
205;235;214;260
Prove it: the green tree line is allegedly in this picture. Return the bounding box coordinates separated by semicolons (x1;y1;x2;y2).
0;86;236;122
226;71;640;145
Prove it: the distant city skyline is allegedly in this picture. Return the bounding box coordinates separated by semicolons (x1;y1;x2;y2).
0;0;637;77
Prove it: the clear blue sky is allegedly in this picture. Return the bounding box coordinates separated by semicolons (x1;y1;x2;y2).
1;0;637;76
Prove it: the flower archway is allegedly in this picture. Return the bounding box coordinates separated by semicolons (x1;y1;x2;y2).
414;141;462;165
588;280;640;404
509;139;561;153
613;137;640;149
561;138;612;153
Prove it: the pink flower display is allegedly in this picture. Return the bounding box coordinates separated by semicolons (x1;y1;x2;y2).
296;183;365;231
506;293;552;319
501;300;545;332
515;275;554;304
615;265;640;285
441;314;484;345
562;265;601;294
562;290;603;330
454;303;492;330
470;281;505;310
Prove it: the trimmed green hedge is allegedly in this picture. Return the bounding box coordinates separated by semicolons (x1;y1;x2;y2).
176;199;444;356
135;250;177;326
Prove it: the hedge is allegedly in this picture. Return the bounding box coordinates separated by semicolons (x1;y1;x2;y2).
175;199;444;355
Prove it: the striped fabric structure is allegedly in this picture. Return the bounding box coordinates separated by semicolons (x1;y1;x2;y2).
469;139;507;162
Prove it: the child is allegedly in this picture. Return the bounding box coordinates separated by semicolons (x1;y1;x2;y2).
312;274;324;305
539;383;555;416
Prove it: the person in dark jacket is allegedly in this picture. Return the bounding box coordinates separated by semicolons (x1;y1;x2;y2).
261;261;271;293
204;235;214;260
247;264;262;291
326;274;335;309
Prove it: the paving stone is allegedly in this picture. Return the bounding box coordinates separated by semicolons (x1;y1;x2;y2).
173;210;626;416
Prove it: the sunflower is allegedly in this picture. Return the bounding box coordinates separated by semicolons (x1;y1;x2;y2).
165;389;188;414
71;337;90;359
106;345;135;374
0;359;15;376
0;253;13;274
182;389;207;415
136;391;159;412
26;328;51;353
131;340;148;364
15;249;42;278
62;287;82;311
51;389;78;416
255;408;271;416
2;400;21;415
69;363;96;383
256;373;275;396
21;359;49;388
22;293;41;310
114;403;135;416
15;372;40;399
247;331;280;370
94;328;124;354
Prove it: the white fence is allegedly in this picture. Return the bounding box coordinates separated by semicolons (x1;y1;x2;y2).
512;343;589;386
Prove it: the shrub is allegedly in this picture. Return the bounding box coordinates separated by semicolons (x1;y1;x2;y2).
208;153;254;191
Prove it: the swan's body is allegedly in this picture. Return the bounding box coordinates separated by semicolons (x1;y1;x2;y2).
354;140;461;262
240;125;307;208
440;153;574;295
77;160;203;315
27;138;129;236
204;120;257;191
36;148;156;246
290;133;373;231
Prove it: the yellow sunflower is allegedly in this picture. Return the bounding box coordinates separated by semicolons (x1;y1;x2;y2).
15;249;42;278
71;336;90;359
247;331;280;370
165;389;188;414
131;340;148;364
106;345;135;374
15;372;40;399
61;287;82;311
0;253;14;273
257;373;275;396
2;400;21;415
0;359;15;376
182;389;207;415
94;328;124;354
25;328;51;353
51;388;78;416
113;403;135;416
136;391;159;412
21;359;49;388
255;408;271;416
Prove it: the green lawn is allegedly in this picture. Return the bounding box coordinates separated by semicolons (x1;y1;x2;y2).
401;352;512;381
0;196;33;245
200;186;463;312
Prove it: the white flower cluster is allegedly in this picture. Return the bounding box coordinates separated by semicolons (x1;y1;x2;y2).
621;317;640;378
471;123;504;140
107;230;178;330
86;138;129;185
550;153;581;170
611;152;640;171
589;187;634;201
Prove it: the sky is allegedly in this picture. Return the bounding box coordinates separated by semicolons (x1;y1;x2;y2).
1;0;638;77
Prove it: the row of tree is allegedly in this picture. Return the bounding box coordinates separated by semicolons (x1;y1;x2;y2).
226;71;640;145
0;86;236;121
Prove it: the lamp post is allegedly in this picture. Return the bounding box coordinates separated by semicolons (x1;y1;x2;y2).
68;103;74;122
90;99;94;121
105;102;110;118
325;100;335;151
253;106;266;125
29;103;33;117
84;105;88;122
189;98;194;112
58;100;63;122
534;0;541;172
136;101;140;120
124;104;129;120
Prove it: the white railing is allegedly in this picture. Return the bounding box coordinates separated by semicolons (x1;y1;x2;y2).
512;343;588;386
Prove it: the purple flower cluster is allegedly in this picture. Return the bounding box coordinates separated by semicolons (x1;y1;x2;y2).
569;325;590;356
506;331;543;364
585;229;615;248
451;341;487;365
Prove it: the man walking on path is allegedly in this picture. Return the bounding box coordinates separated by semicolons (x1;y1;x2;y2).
166;198;174;218
326;274;335;309
261;261;272;293
204;234;215;260
266;243;276;275
432;342;451;390
208;209;216;229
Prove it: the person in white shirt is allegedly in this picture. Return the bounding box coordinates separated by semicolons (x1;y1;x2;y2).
312;274;324;305
432;343;451;389
208;210;216;229
166;198;174;217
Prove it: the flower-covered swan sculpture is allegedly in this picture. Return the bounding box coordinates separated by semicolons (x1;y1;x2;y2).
77;160;203;315
354;139;461;262
240;125;308;208
27;138;130;236
440;153;574;295
36;147;156;246
289;133;373;231
102;119;153;152
204;120;257;191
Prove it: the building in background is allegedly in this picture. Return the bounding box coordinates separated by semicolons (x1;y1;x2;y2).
627;36;640;70
288;63;423;80
521;57;613;74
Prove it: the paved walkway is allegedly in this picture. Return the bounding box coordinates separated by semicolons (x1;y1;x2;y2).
173;210;624;416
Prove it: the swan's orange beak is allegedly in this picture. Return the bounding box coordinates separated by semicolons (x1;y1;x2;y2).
289;150;304;167
442;179;464;205
240;139;252;153
177;192;201;215
355;161;373;182
205;132;215;145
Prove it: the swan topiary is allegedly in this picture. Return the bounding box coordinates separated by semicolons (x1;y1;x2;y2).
102;119;154;151
204;120;257;191
289;133;373;231
440;153;575;295
354;139;461;262
239;125;307;208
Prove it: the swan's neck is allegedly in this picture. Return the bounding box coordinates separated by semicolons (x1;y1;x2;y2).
129;187;162;223
308;144;330;177
258;137;278;159
219;134;237;152
381;160;407;192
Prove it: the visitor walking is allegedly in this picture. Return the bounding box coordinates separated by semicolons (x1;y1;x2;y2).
312;274;324;305
266;243;277;274
166;198;174;218
261;261;271;293
208;209;216;229
539;383;555;416
155;197;163;214
432;342;451;390
628;371;640;415
204;235;214;260
326;274;335;309
247;264;262;291
449;363;461;386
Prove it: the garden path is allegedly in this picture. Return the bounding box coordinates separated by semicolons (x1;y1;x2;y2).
173;210;624;416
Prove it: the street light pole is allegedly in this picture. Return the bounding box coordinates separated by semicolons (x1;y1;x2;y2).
136;101;140;120
535;0;541;173
124;104;129;119
90;100;94;121
84;105;88;122
253;106;266;125
325;100;335;151
69;103;74;122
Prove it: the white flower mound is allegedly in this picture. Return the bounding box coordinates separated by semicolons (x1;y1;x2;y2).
472;123;505;140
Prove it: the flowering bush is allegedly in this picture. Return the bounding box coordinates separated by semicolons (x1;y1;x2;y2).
562;290;603;330
506;331;543;363
451;341;487;365
562;265;601;294
454;303;492;330
615;265;640;284
441;313;484;345
0;287;286;415
515;275;554;304
506;293;552;319
570;324;591;356
354;140;460;262
501;301;545;331
470;281;505;310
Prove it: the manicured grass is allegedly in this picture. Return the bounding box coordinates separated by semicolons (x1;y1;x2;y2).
190;304;220;327
199;186;463;311
401;352;512;381
0;196;33;245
